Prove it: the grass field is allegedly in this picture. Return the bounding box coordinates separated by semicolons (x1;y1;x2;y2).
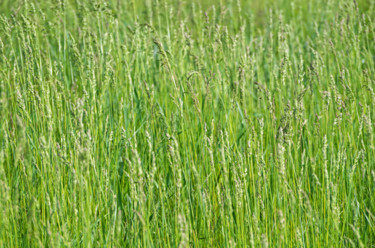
1;0;375;247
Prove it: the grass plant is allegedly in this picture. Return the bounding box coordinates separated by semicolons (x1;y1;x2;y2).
0;0;375;246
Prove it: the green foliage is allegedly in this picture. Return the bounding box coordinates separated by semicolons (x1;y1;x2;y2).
0;0;374;247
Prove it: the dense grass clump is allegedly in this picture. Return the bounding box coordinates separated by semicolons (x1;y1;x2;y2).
1;0;375;247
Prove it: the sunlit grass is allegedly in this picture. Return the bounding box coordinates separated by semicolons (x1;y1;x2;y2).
0;0;374;247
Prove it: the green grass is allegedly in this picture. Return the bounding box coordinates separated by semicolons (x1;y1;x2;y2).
0;0;375;247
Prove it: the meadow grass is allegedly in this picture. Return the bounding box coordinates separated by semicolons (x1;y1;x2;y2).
0;0;375;247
